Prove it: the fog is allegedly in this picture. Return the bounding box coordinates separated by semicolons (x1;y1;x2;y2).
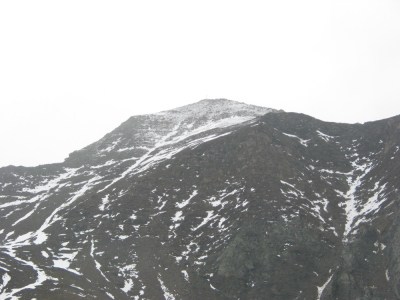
1;0;400;167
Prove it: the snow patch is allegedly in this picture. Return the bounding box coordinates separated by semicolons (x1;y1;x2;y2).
172;211;184;223
181;270;189;282
176;190;198;209
0;273;11;293
316;130;335;142
317;274;333;300
121;279;134;293
282;132;309;146
192;211;216;231
158;276;175;300
53;251;80;275
99;195;110;211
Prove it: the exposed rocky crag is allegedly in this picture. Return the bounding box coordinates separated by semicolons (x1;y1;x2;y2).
0;99;399;300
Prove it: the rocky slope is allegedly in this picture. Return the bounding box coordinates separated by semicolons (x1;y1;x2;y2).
0;99;399;300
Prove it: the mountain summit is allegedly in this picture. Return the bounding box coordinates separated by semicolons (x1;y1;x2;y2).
1;100;400;299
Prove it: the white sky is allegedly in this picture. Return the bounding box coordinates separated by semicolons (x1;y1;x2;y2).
1;0;400;167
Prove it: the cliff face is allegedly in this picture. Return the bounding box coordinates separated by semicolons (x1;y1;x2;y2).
0;100;399;300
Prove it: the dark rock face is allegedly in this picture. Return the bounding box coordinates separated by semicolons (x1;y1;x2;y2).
0;99;399;299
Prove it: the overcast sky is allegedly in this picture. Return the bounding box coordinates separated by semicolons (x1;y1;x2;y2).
1;0;400;167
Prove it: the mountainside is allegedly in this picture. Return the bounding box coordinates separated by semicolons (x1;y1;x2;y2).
1;99;400;300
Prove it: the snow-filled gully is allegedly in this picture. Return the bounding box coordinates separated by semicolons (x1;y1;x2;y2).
316;142;387;298
341;152;388;242
342;159;374;241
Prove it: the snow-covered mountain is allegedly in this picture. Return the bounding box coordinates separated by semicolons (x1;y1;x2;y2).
1;99;400;299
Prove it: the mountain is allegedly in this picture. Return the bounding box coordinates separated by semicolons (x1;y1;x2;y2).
0;99;399;300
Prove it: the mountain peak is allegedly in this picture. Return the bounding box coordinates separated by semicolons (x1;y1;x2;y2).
157;98;275;121
64;99;276;167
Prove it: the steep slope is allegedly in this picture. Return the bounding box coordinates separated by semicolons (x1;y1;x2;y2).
0;100;399;300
